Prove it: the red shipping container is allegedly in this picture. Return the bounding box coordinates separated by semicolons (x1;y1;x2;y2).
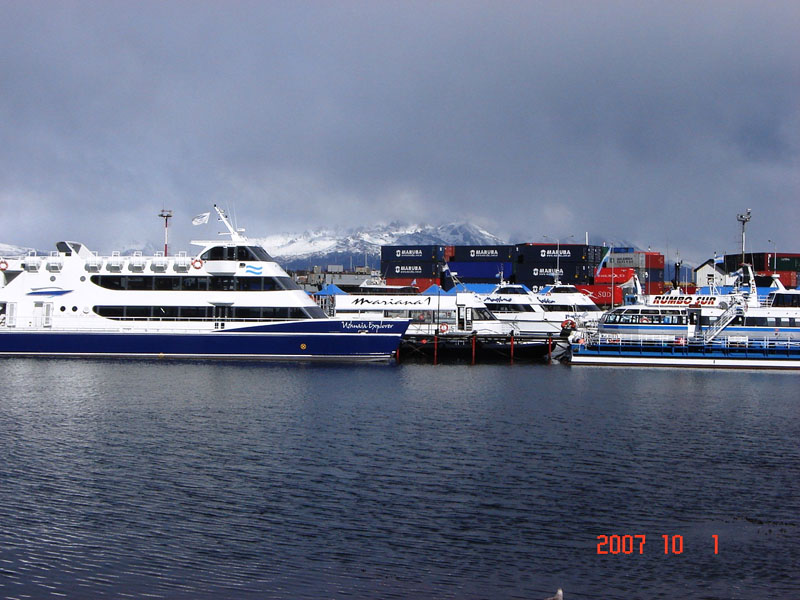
575;284;624;307
384;277;439;291
772;271;798;288
644;252;665;269
594;267;636;283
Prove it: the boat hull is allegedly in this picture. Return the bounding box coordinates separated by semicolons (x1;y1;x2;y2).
570;339;800;369
0;320;409;362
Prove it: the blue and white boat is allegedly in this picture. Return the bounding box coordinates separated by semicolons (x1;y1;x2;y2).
0;206;408;361
570;266;800;369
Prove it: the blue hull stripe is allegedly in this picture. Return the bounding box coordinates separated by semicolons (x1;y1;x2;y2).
0;330;405;360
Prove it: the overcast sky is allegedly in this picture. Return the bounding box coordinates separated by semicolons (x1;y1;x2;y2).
0;1;797;263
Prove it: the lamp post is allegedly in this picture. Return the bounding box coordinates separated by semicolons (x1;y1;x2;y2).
543;234;574;284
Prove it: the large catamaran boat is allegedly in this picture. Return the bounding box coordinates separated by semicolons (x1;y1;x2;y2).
570;265;800;368
0;206;408;361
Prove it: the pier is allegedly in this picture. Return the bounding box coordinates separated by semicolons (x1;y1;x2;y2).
396;333;566;365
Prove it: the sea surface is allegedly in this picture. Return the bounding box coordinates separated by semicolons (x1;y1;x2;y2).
1;359;798;600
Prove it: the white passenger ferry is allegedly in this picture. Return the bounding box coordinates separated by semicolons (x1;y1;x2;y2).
0;206;408;361
332;291;515;338
571;266;800;368
480;282;602;338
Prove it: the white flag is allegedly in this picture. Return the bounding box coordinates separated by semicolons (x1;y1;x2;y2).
192;212;210;226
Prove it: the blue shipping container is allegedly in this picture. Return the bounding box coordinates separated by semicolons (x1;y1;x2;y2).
380;245;445;262
446;261;512;281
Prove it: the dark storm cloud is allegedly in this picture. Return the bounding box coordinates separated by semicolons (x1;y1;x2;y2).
0;1;797;262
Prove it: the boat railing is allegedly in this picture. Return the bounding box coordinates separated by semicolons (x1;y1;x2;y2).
580;332;800;351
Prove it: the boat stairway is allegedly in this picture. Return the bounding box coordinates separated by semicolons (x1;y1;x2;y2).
694;303;746;343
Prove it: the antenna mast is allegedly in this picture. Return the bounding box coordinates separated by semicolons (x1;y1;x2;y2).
736;208;751;266
158;209;173;255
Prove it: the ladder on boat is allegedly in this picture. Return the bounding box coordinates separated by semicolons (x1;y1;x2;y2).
698;303;746;342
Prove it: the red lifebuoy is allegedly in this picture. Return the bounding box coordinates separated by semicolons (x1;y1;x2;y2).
0;259;8;271
561;319;576;330
439;323;449;333
191;259;203;270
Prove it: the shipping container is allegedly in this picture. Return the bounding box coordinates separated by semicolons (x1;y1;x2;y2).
380;245;445;262
594;267;636;283
451;245;513;262
385;277;439;291
723;253;767;273
514;263;593;283
644;268;665;282
763;271;799;288
513;244;603;265
575;284;625;307
775;255;800;272
644;252;665;269
446;261;512;281
380;261;441;278
604;253;645;269
610;247;635;254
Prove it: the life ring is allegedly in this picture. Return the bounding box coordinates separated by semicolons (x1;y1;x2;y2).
439;323;449;333
0;259;7;271
561;319;577;330
191;258;203;270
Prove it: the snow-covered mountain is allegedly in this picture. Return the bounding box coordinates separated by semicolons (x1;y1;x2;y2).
0;242;36;258
255;222;507;270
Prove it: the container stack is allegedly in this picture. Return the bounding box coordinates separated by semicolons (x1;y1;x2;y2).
381;245;448;290
723;252;800;288
379;241;667;303
595;249;665;295
511;244;603;290
446;245;513;286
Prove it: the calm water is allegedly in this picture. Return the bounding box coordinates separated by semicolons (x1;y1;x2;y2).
1;359;798;600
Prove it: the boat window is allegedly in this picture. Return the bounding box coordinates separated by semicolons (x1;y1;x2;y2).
303;305;327;319
126;277;152;291
125;306;150;318
202;246;227;261
485;303;535;313
232;307;263;319
154;277;182;291
181;307;211;319
153;306;179;318
248;246;273;261
473;307;496;320
770;293;800;308
181;277;208;291
409;310;433;323
93;304;322;321
91;274;303;292
209;276;237;291
275;276;301;291
541;304;575;312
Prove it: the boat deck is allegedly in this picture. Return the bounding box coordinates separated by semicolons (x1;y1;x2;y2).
570;334;800;369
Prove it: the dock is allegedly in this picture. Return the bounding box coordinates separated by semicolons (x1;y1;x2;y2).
397;333;567;365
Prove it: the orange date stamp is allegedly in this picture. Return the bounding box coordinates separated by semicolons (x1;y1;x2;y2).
596;534;719;555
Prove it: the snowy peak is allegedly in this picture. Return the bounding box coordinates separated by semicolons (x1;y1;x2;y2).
0;242;37;257
255;222;507;268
